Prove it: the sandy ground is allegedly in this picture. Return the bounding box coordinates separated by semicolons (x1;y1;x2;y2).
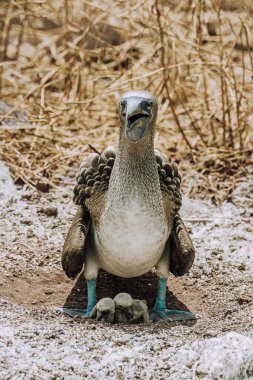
0;161;253;379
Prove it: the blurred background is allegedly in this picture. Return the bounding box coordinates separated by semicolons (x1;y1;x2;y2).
0;0;252;201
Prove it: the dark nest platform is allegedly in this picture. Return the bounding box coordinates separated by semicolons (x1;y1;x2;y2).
63;270;190;313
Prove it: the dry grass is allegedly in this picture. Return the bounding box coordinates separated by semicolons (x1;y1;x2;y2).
0;0;252;201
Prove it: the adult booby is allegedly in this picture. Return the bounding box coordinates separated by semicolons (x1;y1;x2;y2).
62;91;195;322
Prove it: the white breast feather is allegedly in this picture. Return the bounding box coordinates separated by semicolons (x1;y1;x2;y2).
96;200;168;278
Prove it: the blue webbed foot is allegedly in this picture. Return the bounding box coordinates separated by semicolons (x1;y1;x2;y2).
62;279;97;319
150;308;196;322
62;308;92;318
152;278;196;322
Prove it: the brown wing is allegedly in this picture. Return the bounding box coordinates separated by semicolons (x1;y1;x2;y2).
169;215;195;276
155;150;195;277
61;206;90;278
62;147;117;278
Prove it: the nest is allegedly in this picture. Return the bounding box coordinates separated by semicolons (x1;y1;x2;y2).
0;0;252;202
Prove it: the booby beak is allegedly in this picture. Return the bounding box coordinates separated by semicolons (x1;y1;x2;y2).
120;96;153;142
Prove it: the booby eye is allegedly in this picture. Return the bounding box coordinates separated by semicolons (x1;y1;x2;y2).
142;100;153;110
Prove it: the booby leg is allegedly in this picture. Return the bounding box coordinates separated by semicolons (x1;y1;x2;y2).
150;278;196;322
63;278;97;318
150;248;195;322
63;246;99;318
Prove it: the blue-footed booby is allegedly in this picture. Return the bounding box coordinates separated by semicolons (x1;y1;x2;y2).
62;91;195;322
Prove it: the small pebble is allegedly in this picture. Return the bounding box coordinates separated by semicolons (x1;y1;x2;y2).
38;207;58;217
203;330;218;338
44;289;53;295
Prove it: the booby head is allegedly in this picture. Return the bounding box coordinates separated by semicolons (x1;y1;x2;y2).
119;91;158;142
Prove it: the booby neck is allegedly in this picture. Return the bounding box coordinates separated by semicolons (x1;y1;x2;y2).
108;130;162;209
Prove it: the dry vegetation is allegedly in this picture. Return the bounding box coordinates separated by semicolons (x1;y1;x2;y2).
0;0;252;201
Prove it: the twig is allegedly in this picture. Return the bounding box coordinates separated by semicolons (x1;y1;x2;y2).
88;144;101;155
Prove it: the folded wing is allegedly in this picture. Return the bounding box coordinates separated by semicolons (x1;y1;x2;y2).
62;147;117;278
61;206;90;278
155;149;195;276
170;214;195;276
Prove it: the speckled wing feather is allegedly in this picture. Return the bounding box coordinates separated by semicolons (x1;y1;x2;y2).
73;147;116;210
155;150;195;277
155;150;182;216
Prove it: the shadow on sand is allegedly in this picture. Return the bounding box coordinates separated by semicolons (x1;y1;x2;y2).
63;270;196;326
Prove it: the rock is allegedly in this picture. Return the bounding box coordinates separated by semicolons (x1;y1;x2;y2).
238;263;246;271
20;219;32;225
203;330;218;338
38;207;58;217
36;182;50;192
44;289;53;295
31;300;42;305
174;332;253;379
237;296;251;305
